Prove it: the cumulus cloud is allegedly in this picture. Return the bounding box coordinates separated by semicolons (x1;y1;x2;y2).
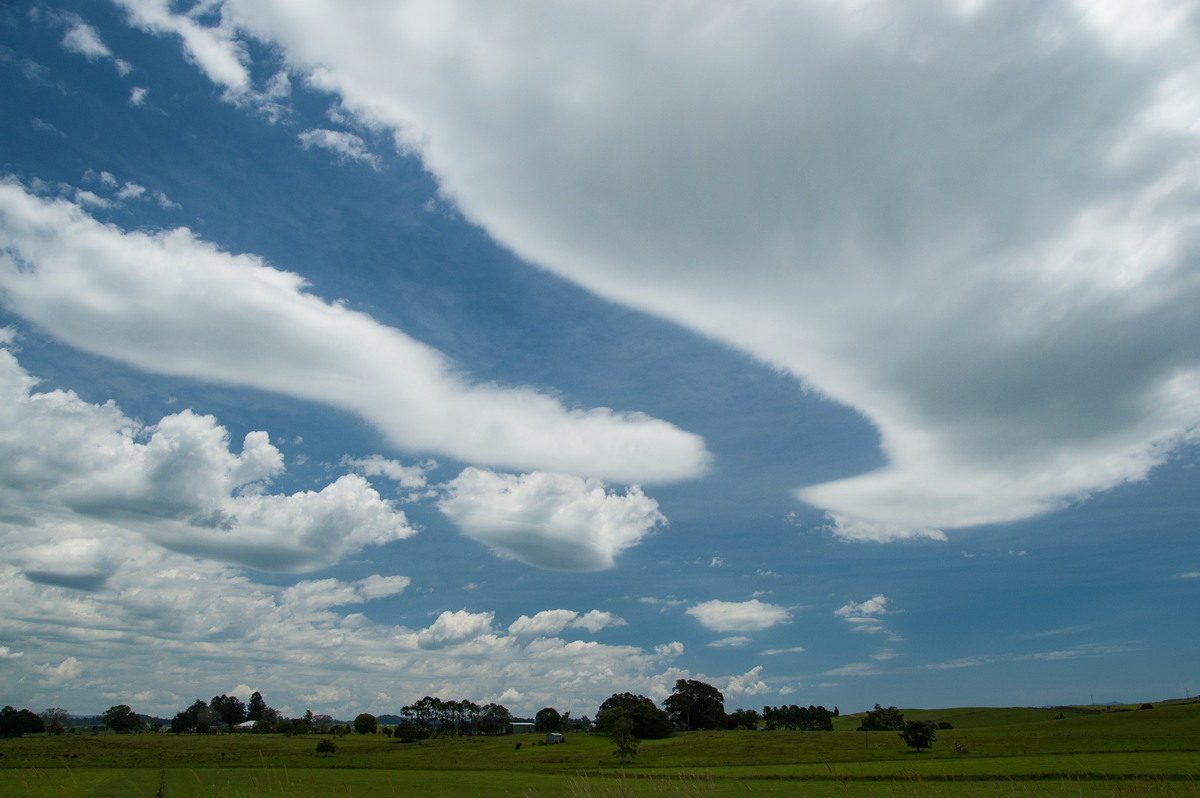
507;609;624;637
438;468;667;570
686;599;791;633
0;181;710;485
416;610;494;648
834;595;902;640
0;344;414;573
170;0;1200;541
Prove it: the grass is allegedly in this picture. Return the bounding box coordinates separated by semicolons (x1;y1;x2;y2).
1;701;1196;796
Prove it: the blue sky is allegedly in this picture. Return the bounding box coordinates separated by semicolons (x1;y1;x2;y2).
1;0;1197;721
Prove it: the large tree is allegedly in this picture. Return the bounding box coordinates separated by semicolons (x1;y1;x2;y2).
596;693;672;739
39;707;70;735
102;704;143;733
899;720;936;752
353;713;378;735
663;679;725;731
209;694;247;727
0;706;45;738
857;704;906;731
247;691;268;722
535;707;562;733
477;703;513;735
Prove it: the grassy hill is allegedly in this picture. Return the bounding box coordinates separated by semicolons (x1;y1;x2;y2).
1;700;1197;796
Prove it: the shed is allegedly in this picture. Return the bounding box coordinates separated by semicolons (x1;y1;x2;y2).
510;722;536;735
545;732;564;744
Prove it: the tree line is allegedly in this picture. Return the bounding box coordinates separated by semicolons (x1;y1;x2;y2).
2;684;935;752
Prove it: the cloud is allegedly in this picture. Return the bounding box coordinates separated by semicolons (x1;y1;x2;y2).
0;344;415;573
823;662;883;678
113;0;250;93
0;181;710;485
708;636;751;648
507;609;623;637
190;0;1200;540
686;599;791;633
58;13;133;75
416;610;494;649
438;468;667;570
834;594;902;639
298;129;380;168
343;455;433;489
724;666;770;696
762;647;805;656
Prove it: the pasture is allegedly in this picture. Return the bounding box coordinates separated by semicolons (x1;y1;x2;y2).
1;701;1196;796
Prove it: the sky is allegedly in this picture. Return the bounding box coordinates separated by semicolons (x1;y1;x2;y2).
1;0;1198;722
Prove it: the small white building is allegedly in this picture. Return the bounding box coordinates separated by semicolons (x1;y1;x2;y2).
545;732;564;744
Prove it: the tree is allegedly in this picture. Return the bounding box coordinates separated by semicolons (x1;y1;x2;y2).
535;707;562;733
39;707;70;736
725;708;760;731
315;738;338;757
596;693;671;738
761;704;834;731
353;713;378;735
857;704;905;731
477;703;513;735
247;691;267;722
663;679;725;731
102;704;143;733
311;714;335;733
394;720;430;743
0;706;45;738
899;720;936;752
610;716;638;764
209;695;247;727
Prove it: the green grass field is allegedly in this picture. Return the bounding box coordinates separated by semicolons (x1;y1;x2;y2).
2;701;1196;797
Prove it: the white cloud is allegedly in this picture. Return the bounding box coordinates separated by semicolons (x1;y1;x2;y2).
343;455;432;489
0;181;710;486
762;647;805;656
0;344;415;573
438;468;667;570
686;599;791;633
724;666;770;696
416;609;495;649
834;594;902;639
129;86;149;106
708;636;751;648
506;609;623;638
298;129;380;168
192;0;1200;540
824;662;883;678
58;13;132;75
113;0;250;93
34;656;82;687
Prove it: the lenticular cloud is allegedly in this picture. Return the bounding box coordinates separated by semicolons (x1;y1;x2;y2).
208;0;1200;539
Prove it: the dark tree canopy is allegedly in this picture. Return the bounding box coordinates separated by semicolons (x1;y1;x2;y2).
209;694;247;727
663;679;725;731
761;704;835;731
102;704;143;733
535;706;562;733
899;719;937;752
247;691;268;722
0;706;45;738
353;713;377;735
477;703;513;735
857;704;906;731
